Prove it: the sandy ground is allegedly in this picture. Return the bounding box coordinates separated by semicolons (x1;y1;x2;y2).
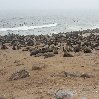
0;48;99;99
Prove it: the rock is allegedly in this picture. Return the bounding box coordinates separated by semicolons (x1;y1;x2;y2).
32;63;45;70
64;72;80;77
64;71;94;78
55;90;74;99
80;73;95;78
63;51;73;57
9;70;30;81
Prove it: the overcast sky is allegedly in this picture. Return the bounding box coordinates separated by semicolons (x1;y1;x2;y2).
0;0;99;10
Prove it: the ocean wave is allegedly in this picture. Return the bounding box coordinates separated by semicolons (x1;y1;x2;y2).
0;23;57;32
68;25;99;31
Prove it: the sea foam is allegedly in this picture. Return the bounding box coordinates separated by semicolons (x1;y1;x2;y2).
0;23;57;32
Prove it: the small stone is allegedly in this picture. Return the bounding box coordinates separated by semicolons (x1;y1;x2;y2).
80;73;94;78
64;72;80;77
55;90;74;99
32;63;45;70
9;69;30;81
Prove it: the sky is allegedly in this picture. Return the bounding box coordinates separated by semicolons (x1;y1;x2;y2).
0;0;99;10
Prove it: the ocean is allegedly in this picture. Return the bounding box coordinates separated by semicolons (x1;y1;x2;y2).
0;9;99;35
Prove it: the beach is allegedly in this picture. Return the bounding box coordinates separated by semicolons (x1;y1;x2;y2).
0;29;99;99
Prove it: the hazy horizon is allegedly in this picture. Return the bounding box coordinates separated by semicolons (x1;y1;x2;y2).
0;0;99;11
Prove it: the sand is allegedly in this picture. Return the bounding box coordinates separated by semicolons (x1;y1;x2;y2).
0;48;99;99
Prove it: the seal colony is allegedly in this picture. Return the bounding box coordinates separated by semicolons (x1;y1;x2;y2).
0;28;99;99
1;28;99;54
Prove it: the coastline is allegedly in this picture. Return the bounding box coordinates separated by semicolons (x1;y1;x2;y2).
0;27;99;99
0;27;99;36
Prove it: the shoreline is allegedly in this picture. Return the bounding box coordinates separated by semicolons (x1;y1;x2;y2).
0;28;99;36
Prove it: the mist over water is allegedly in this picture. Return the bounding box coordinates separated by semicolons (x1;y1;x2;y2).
0;10;99;35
